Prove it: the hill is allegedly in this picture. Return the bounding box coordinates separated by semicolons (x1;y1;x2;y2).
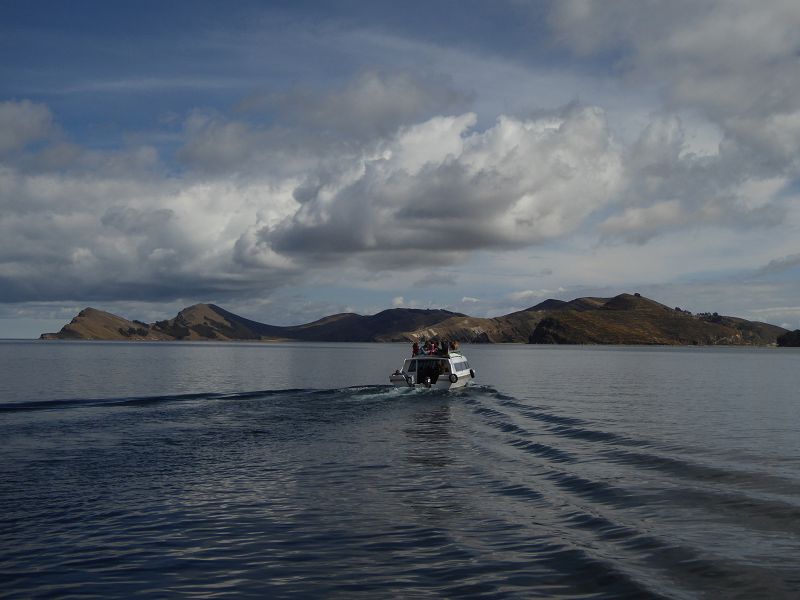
777;330;800;347
41;303;465;343
388;293;784;345
40;308;174;341
40;293;787;346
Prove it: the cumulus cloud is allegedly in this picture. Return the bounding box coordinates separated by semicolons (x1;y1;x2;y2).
4;87;787;308
592;112;788;242
0;93;628;304
0;144;301;302
260;105;623;268
544;0;800;246
551;0;800;171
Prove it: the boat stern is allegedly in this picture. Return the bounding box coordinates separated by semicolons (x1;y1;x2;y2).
390;371;413;387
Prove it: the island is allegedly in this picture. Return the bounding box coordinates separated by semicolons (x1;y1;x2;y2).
40;293;787;346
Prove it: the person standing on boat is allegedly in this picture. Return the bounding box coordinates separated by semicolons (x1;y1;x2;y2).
412;341;420;356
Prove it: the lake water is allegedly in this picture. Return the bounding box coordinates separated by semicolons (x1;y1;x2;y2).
1;341;799;598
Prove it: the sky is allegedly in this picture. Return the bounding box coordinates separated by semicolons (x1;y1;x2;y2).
1;0;799;338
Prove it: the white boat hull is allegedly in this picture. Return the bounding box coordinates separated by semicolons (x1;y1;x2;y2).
389;373;470;390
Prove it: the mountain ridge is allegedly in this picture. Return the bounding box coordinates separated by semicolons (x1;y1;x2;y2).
40;293;787;346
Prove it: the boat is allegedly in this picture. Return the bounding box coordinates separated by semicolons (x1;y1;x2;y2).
389;349;475;390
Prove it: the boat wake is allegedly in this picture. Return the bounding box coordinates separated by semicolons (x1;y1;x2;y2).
0;382;496;414
3;382;800;598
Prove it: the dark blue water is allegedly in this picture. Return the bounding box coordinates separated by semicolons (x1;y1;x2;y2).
1;341;799;598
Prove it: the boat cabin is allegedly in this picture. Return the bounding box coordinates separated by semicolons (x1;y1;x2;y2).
392;353;473;388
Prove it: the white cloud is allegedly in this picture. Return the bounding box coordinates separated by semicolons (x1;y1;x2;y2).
0;152;302;302
508;288;567;303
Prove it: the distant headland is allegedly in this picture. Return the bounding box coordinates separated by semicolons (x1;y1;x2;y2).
40;293;790;346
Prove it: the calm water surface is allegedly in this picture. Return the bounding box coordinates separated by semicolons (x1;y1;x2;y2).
1;341;799;598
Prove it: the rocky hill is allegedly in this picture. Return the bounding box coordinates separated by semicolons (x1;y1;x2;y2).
41;308;174;341
388;294;784;345
40;294;787;346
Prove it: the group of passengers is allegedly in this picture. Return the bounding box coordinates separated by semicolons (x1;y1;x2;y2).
411;338;459;357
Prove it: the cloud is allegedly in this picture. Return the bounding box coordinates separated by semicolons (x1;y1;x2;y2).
508;288;567;303
461;296;480;303
591;112;788;243
0;99;626;304
412;272;458;288
0;100;55;155
748;306;800;330
4;88;788;308
260;104;623;268
238;70;472;140
543;1;799;246
177;71;472;177
0;154;302;302
177;112;317;177
756;253;800;276
62;77;248;93
178;113;258;173
551;0;800;172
